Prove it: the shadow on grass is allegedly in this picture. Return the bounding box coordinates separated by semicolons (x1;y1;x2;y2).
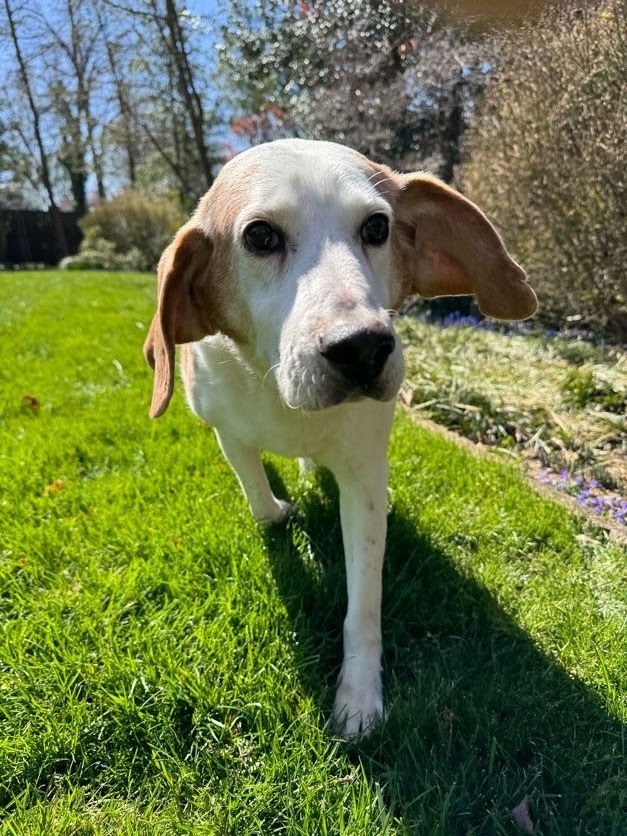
263;464;625;835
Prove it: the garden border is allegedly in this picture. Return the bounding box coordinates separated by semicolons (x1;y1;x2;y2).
403;406;627;545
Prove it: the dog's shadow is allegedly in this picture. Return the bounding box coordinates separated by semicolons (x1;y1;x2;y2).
263;462;624;832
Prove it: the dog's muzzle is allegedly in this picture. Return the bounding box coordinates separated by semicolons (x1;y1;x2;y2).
319;323;396;389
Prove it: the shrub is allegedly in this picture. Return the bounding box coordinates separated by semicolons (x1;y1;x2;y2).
462;0;626;341
60;234;143;271
561;368;625;413
73;190;186;272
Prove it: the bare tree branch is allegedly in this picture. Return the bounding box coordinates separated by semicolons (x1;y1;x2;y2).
3;0;67;255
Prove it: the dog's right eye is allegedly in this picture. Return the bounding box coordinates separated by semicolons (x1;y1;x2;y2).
244;221;284;255
360;213;389;247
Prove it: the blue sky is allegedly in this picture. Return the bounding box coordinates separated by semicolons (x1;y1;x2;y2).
186;0;229;34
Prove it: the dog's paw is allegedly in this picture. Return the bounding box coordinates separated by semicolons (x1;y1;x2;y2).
254;498;295;526
332;671;383;740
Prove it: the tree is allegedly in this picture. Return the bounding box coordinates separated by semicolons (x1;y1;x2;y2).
1;0;111;217
106;0;222;203
162;0;214;187
2;0;68;255
96;0;139;185
220;0;493;180
0;120;37;208
0;0;227;218
38;0;108;210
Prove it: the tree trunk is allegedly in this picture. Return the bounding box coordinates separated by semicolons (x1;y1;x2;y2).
4;0;68;258
67;0;106;202
439;76;464;185
163;0;213;189
102;29;137;186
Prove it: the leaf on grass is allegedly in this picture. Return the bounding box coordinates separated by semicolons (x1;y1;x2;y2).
576;533;601;546
332;774;356;785
44;479;66;497
21;394;40;413
438;707;457;734
400;383;414;407
511;795;534;833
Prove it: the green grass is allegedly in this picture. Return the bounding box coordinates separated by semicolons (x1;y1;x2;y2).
0;271;625;834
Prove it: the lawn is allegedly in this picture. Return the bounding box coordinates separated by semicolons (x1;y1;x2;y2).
0;271;625;834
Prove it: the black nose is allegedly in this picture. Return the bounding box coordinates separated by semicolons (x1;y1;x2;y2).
320;324;395;385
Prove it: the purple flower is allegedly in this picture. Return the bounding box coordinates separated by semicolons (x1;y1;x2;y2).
534;467;625;526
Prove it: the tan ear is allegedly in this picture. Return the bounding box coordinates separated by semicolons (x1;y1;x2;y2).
143;223;221;418
392;174;537;320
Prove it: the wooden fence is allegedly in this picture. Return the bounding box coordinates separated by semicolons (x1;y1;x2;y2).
0;209;82;266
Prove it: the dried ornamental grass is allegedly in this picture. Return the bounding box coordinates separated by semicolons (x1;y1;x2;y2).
462;0;627;340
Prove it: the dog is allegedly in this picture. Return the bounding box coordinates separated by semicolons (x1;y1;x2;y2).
144;139;537;738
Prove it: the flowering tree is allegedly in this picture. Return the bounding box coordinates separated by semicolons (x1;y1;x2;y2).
219;0;494;180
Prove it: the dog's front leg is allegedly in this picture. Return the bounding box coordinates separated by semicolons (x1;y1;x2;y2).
327;453;389;738
215;430;294;525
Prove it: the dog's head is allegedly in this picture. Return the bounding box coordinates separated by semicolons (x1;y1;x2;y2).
144;139;537;417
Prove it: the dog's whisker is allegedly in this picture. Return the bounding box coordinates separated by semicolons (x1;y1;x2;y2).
366;168;387;185
368;174;388;190
366;170;392;192
262;362;280;387
282;393;304;411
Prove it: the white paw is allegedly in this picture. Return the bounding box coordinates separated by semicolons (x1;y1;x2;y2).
254;498;295;526
332;669;383;739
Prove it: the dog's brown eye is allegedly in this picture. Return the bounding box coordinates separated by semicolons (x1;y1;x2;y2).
244;221;284;255
360;213;389;247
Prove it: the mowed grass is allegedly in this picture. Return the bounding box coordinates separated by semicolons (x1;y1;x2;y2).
0;271;625;835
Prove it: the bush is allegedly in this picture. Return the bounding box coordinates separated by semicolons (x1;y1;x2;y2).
561;368;625;413
462;1;626;341
71;190;186;272
60;235;143;271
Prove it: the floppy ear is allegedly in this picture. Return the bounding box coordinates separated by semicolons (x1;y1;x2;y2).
392;174;537;320
143;223;222;418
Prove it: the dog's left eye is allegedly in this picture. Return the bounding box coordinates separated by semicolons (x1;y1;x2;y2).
360;213;389;247
244;221;284;255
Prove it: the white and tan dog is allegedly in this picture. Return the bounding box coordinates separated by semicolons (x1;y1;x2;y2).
144;139;536;738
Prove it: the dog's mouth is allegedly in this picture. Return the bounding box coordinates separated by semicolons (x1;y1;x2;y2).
282;368;401;412
343;379;394;404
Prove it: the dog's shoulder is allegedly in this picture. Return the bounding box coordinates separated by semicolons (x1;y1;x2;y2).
180;337;294;448
181;336;257;405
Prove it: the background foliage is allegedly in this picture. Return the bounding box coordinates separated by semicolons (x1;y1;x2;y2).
220;0;492;179
0;0;624;338
67;190;185;271
463;0;627;341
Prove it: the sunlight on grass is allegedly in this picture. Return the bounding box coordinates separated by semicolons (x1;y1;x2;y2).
0;272;625;834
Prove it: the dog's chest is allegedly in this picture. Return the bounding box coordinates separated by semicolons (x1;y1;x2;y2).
183;339;339;458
